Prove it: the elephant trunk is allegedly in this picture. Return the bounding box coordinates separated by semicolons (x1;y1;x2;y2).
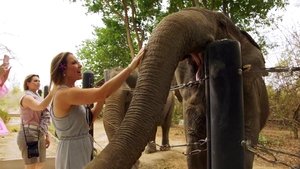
103;88;127;141
86;8;217;169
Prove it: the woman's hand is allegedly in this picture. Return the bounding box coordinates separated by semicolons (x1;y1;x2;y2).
1;55;9;68
128;47;146;71
45;135;50;148
49;83;58;95
0;55;11;86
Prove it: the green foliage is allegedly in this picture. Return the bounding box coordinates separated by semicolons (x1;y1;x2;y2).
258;133;284;147
78;0;166;80
267;82;300;119
77;23;131;81
258;134;270;146
222;0;286;29
168;0;287;27
48;123;57;138
172;99;183;125
0;108;10;123
78;0;288;77
0;86;22;124
0;86;22;111
266;27;300;122
7;125;18;132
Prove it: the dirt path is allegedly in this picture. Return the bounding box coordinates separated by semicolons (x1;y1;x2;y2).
1;118;299;169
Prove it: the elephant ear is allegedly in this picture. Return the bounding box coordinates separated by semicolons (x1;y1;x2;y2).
214;11;241;41
240;30;261;50
95;78;105;87
104;67;125;81
126;70;138;89
104;67;137;90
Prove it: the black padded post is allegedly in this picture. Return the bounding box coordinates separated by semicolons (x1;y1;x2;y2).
207;39;245;169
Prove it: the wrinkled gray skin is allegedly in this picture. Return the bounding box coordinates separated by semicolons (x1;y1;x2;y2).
103;67;174;154
86;7;269;169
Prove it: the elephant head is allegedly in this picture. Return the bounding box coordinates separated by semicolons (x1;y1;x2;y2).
86;7;269;169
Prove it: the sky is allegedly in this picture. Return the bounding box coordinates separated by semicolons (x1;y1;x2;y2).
0;0;300;89
0;0;102;88
264;0;300;67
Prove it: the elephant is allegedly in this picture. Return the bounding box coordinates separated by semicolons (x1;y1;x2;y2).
102;67;175;154
86;7;269;169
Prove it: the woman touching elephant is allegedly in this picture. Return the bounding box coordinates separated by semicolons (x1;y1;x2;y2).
49;47;145;169
86;7;269;169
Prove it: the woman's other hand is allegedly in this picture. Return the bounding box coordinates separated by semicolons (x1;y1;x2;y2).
49;83;58;95
45;135;50;148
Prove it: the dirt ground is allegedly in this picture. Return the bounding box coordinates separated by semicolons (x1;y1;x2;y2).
139;122;300;169
1;118;299;169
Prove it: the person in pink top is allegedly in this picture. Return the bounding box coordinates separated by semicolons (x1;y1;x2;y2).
17;74;57;169
0;54;11;97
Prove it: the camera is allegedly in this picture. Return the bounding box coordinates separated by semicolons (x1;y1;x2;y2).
27;141;39;158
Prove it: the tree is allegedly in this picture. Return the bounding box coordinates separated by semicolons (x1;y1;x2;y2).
266;24;300;138
77;0;288;81
77;19;131;81
83;0;163;57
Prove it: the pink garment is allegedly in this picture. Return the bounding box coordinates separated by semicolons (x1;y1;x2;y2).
0;117;9;136
19;92;41;125
0;84;8;97
19;90;51;135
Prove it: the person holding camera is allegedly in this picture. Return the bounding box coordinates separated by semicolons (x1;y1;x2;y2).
49;48;145;169
17;74;57;169
0;54;12;97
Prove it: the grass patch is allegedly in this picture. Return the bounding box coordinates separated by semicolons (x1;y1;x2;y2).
172;100;183;125
48;123;58;138
258;134;270;145
258;132;285;147
7;124;19;132
0;108;10;123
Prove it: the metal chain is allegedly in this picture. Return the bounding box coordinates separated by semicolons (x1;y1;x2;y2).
243;65;300;75
94;66;300;161
264;66;300;73
169;66;300;91
170;77;208;91
152;138;208;156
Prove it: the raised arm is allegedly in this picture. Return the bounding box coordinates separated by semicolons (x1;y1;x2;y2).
21;84;58;111
57;47;146;106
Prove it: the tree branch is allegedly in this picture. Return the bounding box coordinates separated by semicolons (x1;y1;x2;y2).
121;0;135;58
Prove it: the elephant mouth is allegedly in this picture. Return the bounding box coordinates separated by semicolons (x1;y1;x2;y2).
190;52;203;81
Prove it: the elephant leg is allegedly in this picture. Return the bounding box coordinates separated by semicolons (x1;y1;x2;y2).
184;110;207;169
243;76;269;169
244;107;260;169
145;126;158;154
160;123;171;151
160;95;174;151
